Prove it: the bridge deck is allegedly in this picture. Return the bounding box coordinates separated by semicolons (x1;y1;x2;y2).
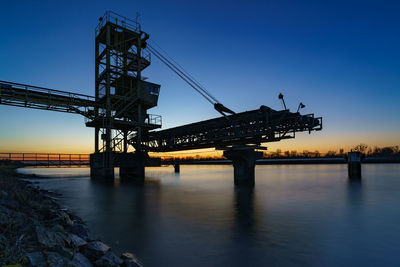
138;106;322;152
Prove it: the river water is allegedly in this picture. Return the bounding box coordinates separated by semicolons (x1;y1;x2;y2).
19;164;400;266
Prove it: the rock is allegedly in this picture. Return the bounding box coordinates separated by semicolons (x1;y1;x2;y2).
69;233;87;248
40;207;59;221
44;216;65;227
69;224;90;240
52;223;69;239
69;213;84;225
36;223;66;248
27;199;41;209
94;251;123;267
46;251;69;267
0;190;9;198
55;245;75;259
0;199;19;209
81;241;110;261
0;234;6;249
120;252;143;267
26;252;47;267
68;253;93;267
0;206;12;225
59;210;74;226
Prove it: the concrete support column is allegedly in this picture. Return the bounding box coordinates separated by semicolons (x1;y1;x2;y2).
174;162;180;173
348;152;362;178
118;152;146;184
223;149;263;186
90;152;114;179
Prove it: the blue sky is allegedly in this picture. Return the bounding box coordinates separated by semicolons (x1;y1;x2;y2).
0;0;399;153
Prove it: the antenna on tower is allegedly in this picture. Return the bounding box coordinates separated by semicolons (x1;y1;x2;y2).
135;12;141;29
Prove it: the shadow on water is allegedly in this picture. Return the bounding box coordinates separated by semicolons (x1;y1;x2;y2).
233;187;256;234
87;176;164;259
347;177;363;208
229;186;263;266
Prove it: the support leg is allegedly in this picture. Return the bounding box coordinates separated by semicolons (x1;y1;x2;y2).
223;149;263;186
174;162;180;173
90;152;114;179
348;152;362;178
118;152;146;184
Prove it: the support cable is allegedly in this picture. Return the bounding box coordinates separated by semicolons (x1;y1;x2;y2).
148;39;219;103
147;45;215;104
147;43;236;116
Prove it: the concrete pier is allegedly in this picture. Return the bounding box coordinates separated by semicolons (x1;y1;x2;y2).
90;152;160;183
90;152;114;179
117;152;147;184
174;162;180;173
348;152;362;178
223;148;263;186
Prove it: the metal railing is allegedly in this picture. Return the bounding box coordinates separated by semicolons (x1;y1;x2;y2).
95;11;141;35
0;80;95;102
146;114;162;126
0;153;90;167
0;80;97;116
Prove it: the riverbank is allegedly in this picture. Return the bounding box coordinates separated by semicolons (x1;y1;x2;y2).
0;162;142;267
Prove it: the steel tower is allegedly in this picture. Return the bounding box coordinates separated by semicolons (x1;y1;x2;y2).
86;11;161;179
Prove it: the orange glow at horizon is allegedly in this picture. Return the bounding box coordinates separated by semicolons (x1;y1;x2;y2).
0;131;398;156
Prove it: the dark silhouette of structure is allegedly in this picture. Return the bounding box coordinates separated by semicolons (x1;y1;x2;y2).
0;11;322;185
347;152;362;178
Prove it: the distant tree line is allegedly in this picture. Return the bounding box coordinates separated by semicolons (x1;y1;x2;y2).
353;144;400;157
159;144;400;161
262;144;400;159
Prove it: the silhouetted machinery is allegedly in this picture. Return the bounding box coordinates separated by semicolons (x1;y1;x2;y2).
0;11;322;185
84;12;163;179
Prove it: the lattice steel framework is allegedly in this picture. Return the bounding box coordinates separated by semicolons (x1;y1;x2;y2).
86;11;162;170
138;106;322;152
0;80;96;115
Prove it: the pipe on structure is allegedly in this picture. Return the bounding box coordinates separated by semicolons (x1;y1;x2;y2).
223;148;263;186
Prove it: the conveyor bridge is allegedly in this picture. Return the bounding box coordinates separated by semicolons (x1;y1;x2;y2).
137;107;322;152
0;11;323;185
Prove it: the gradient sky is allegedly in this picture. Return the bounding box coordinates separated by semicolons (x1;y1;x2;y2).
0;0;399;154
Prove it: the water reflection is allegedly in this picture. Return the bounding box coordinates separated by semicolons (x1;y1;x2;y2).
230;187;261;266
233;187;257;234
22;164;400;266
347;178;363;208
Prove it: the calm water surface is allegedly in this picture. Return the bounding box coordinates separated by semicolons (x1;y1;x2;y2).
19;164;400;266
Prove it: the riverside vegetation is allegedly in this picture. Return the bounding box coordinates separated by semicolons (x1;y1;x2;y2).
0;162;142;267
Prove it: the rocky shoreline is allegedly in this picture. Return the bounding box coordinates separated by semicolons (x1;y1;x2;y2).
0;162;142;267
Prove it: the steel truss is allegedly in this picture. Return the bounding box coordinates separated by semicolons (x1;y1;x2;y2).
0;80;96;116
138;106;322;152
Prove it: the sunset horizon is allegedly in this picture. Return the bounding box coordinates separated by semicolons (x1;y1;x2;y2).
1;1;399;156
1;1;400;266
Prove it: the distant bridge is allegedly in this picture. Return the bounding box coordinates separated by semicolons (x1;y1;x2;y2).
0;153;90;167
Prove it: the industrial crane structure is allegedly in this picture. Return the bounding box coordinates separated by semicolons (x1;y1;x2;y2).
0;11;322;185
